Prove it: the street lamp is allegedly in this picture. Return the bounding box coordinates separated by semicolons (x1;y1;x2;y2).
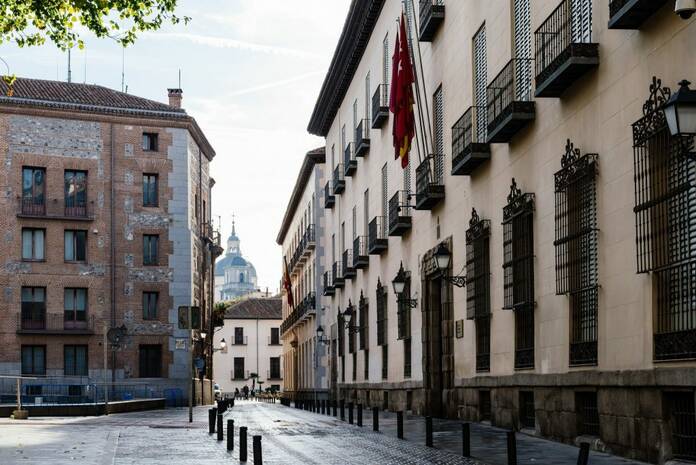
199;332;227;352
664;80;696;156
392;262;417;308
316;326;330;345
340;301;361;334
433;243;467;288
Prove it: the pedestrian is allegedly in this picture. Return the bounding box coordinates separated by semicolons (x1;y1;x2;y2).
243;385;249;400
235;387;240;399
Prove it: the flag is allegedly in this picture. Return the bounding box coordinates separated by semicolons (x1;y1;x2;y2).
390;13;415;169
283;257;294;309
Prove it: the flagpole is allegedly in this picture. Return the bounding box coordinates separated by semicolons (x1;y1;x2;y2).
408;0;434;153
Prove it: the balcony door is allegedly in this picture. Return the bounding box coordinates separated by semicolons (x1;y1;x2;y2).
21;287;45;330
65;170;88;217
22;167;45;215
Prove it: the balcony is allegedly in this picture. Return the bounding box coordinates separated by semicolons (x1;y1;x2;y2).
280;292;317;336
16;197;95;221
355;119;371;156
323;271;335;296
389;190;412;236
333;165;345;195
332;261;345;289
342;250;356;280
486;59;536;143
451;106;491;175
415;154;445;210
419;0;445;42
16;313;95;335
303;224;316;254
608;0;667;29
368;216;388;255
534;0;599;98
324;181;335;209
372;84;390;128
353;236;369;270
344;144;357;177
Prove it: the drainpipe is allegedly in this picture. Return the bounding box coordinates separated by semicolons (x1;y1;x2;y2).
110;123;116;390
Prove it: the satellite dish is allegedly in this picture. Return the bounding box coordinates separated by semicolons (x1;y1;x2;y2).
107;325;127;344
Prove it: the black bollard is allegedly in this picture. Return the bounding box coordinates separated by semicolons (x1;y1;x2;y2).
253;435;263;465
208;408;217;434
333;401;337;417
348;402;354;424
227;419;234;451
462;423;470;457
577;442;590;465
340;400;345;421
397;411;404;439
321;400;325;415
373;407;379;431
426;416;433;447
240;426;248;462
507;431;517;465
357;404;363;427
217;412;223;441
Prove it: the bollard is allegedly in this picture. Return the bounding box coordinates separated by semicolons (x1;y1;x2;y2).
253;435;263;465
240;426;248;462
348;402;354;424
462;423;470;457
208;408;216;434
227;419;234;451
321;400;325;415
397;411;404;439
577;442;590;465
333;401;337;417
426;416;433;447
357;404;363;427
507;431;517;465
373;407;379;431
217;412;223;441
340;400;345;421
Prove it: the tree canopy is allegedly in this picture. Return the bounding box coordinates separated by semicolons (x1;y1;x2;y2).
0;0;189;50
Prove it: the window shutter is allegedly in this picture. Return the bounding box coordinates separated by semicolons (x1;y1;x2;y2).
571;0;592;43
513;0;532;100
473;25;487;141
433;86;444;183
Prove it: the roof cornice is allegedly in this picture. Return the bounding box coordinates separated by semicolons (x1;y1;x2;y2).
307;0;386;137
276;147;325;245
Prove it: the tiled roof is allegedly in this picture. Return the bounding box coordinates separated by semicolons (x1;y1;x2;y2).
224;298;282;320
0;77;185;115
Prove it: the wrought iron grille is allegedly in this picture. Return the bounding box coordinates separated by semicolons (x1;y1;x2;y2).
372;84;389;126
359;293;368;350
479;390;492;421
404;338;411;378
381;344;388;379
632;77;696;361
416;154;444;194
397;277;411;340
487;58;534;131
667;391;696;460
342;250;353;276
452;106;487;156
344;143;356;176
519;391;535;429
554;140;599;366
368;216;388;253
338;311;345;357
466;208;492;320
376;279;388;346
389;190;412;232
576;391;600;436
476;315;491;373
348;309;356;354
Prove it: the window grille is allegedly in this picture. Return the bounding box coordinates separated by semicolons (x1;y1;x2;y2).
382;164;388;229
433;86;444;183
667;391;696;460
519;391;535;429
364;349;369;380
513;0;532;100
381;344;388;379
576;391;599;436
397;277;412;340
359;292;369;350
404;338;411;378
554;140;599;366
479;390;491;421
376;279;388;346
632;77;696;361
502;179;535;369
352;352;357;381
466;209;491;371
338;311;345;357
473;24;487;142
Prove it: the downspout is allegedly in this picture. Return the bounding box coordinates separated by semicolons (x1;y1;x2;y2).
110;123;116;388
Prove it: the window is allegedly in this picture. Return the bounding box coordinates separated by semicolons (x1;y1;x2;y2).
21;228;45;261
64;230;87;262
234;327;244;345
632;78;696;361
382;34;389;85
381;164;388;222
433;85;444;183
666;391;696;460
64;170;87;216
142;132;158;151
381;344;388;380
64;288;87;329
21;167;45;214
502;179;535;370
233;357;245;379
576;392;599;436
64;345;88;376
21;287;45;330
359;293;368;350
352;352;357;381
143;174;158;207
364;349;369;381
376;279;388;346
473;24;487;141
466;209;491;372
269;357;281;379
513;0;532;100
143;291;158;320
519;391;535;429
21;345;45;375
270;327;280;345
404;338;411;378
138;344;162;377
554;141;599;366
143;234;159;265
479;390;492;421
397;276;411;340
239;272;244;283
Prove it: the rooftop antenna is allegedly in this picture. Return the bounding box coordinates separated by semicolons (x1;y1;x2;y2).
67;49;72;83
178;68;181;88
121;47;125;92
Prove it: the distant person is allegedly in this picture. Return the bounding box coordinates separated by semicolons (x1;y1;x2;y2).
243;385;249;400
235;388;240;399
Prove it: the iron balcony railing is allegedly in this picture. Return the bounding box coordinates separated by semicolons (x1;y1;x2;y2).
289;224;316;273
368;216;388;254
415;154;445;210
324;181;335;208
342;250;356;279
333;165;345;195
451;106;491;175
608;0;667;29
323;270;335;296
200;222;222;249
353;236;369;269
486;58;536;143
389;190;413;236
419;0;445;42
279;291;317;335
372;84;390;128
16;313;95;334
332;260;345;288
355;119;371;156
344;143;357;177
17;197;95;221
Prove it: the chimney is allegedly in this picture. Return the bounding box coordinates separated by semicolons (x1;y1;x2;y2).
167;88;183;108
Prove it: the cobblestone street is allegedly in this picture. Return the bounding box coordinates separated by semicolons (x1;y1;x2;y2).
0;401;481;465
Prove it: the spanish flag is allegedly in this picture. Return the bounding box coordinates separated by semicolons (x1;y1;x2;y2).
389;13;415;169
283;257;294;309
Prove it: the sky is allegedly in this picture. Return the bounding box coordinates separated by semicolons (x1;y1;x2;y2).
1;0;352;293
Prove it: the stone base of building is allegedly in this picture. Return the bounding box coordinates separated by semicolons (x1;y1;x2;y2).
337;368;696;464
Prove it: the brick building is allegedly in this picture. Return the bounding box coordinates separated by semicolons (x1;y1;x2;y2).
0;78;221;402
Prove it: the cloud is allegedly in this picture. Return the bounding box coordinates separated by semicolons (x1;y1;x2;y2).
145;32;321;60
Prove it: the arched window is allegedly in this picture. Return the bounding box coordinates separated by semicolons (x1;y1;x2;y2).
239;272;245;283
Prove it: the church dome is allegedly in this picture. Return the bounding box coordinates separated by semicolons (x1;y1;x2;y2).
231;256;247;266
214;218;259;301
